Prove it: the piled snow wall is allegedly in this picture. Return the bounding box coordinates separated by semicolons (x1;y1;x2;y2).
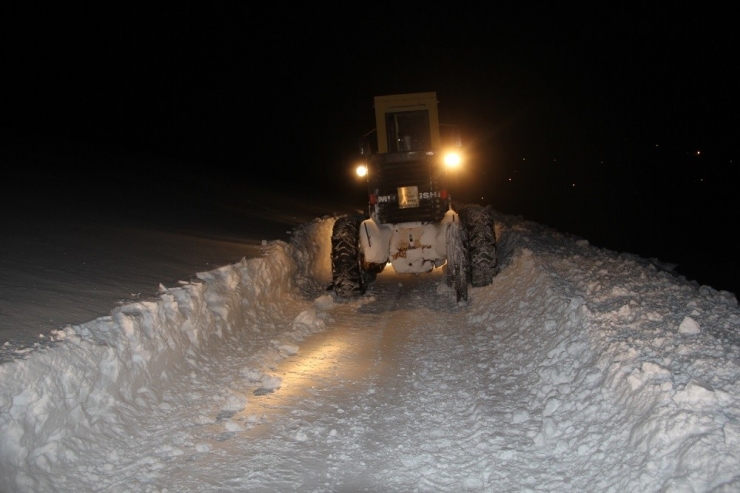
487;212;740;492
0;217;334;490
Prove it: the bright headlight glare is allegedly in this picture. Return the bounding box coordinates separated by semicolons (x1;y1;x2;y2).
443;152;461;169
356;164;368;177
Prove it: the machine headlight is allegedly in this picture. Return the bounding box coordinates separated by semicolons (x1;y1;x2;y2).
443;151;462;169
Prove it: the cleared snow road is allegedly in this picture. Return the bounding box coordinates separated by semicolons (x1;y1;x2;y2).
145;269;495;491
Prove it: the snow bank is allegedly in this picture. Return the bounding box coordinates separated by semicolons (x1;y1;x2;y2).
0;217;334;491
471;212;740;491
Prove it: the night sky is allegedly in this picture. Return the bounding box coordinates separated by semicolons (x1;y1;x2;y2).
3;5;738;293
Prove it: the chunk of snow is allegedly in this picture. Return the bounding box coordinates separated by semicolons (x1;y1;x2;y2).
260;374;282;391
673;381;718;407
314;294;335;311
222;393;247;412
240;367;264;382
277;344;299;356
543;398;561;417
678;316;701;334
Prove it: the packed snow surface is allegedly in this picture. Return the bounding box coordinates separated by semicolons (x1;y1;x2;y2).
2;211;740;492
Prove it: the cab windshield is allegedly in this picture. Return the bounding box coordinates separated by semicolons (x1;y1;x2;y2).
385;110;430;152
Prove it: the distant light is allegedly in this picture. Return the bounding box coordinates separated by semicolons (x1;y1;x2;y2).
696;151;701;156
356;164;368;177
572;183;576;187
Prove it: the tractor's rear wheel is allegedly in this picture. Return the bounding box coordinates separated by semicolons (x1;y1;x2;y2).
445;219;469;302
331;215;367;298
459;205;499;287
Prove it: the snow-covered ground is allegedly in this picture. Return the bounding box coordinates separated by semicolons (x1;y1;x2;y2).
0;174;353;353
2;207;740;492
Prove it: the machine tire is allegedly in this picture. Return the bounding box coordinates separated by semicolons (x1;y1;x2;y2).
459;205;499;287
445;219;469;302
331;214;367;298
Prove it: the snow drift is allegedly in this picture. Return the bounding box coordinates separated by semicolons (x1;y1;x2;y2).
0;218;334;491
1;210;740;492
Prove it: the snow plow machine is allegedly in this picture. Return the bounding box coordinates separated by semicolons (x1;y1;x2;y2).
330;91;499;301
